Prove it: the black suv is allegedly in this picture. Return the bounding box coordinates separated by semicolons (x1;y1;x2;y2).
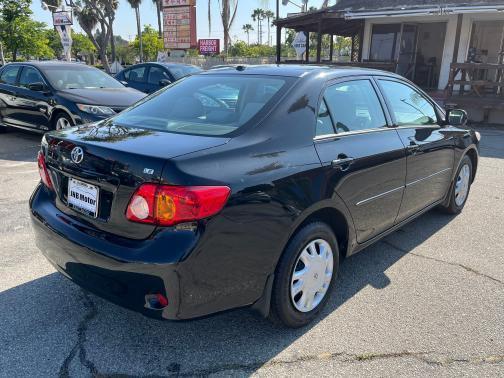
0;61;146;133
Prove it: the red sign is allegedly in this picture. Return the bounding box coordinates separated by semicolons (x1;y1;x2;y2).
162;0;196;50
198;39;220;55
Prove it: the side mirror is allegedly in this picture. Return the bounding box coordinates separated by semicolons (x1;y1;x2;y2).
159;79;172;87
28;82;48;92
447;109;468;127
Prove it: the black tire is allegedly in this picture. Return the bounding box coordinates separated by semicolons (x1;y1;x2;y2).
269;222;339;328
440;155;473;214
52;112;74;131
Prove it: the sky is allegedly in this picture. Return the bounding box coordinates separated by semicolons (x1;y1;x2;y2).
31;0;327;45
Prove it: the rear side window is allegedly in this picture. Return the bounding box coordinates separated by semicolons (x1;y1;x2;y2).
124;66;146;83
0;66;20;85
322;79;387;133
378;80;437;126
112;75;294;136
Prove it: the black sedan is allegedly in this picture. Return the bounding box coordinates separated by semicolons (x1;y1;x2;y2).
0;62;146;133
115;62;202;94
30;65;480;327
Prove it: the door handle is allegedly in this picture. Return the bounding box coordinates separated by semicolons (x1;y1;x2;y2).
407;142;420;154
331;156;355;171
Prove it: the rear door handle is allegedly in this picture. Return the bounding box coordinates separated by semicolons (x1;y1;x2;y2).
331;157;355;171
407;143;420;154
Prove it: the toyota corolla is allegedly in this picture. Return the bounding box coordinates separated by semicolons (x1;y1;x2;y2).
30;65;480;327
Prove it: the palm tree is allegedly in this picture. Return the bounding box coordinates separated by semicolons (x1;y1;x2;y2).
251;8;265;45
242;24;254;45
207;0;238;54
126;0;143;62
153;0;162;38
264;9;274;46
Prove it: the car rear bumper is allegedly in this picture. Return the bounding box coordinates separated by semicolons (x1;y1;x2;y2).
29;184;191;320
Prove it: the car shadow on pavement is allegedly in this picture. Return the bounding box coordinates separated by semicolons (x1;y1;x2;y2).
0;210;456;376
0;130;42;163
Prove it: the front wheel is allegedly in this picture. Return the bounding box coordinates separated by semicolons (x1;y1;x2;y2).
440;155;473;214
269;222;339;328
53;113;74;130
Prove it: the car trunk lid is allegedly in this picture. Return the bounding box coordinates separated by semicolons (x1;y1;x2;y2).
43;124;229;239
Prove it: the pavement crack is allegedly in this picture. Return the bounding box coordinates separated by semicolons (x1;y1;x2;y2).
381;239;504;286
59;290;99;378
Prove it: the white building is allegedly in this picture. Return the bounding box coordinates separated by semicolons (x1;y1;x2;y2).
276;1;504;123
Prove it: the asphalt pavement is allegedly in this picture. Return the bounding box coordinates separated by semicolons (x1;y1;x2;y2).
0;127;503;377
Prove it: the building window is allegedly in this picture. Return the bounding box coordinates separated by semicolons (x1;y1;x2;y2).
369;24;401;62
468;20;504;64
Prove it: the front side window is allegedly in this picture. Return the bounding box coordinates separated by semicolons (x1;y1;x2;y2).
379;80;437;126
19;67;45;88
112;75;294;136
322;79;387;133
316;99;334;136
0;66;20;85
125;66;146;83
147;66;170;85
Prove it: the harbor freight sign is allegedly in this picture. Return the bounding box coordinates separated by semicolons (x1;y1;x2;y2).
162;0;197;50
198;39;220;55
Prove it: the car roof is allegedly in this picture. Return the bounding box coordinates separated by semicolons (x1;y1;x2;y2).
4;61;92;70
201;64;402;80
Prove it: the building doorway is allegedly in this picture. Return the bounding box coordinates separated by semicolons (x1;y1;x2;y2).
369;22;447;89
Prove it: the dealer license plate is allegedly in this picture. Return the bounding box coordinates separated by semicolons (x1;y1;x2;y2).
68;178;99;218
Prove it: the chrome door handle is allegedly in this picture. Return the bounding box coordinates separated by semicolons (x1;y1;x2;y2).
407;143;420;154
331;157;354;171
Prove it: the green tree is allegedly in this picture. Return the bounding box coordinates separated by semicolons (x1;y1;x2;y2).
242;24;253;45
74;0;117;72
132;25;162;62
251;8;265;45
152;0;162;38
264;9;274;46
0;0;33;61
207;0;238;55
72;31;96;59
126;0;143;62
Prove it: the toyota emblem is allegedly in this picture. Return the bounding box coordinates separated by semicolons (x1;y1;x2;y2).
70;147;84;164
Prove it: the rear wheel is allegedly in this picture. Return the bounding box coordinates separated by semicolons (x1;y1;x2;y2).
440;155;473;214
269;222;339;328
53;113;74;130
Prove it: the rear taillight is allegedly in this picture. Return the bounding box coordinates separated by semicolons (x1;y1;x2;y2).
126;184;231;226
37;151;53;190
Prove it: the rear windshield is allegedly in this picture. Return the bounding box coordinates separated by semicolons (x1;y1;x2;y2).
111;74;295;136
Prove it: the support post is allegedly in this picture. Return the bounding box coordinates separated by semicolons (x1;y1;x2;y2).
329;34;334;62
316;22;322;63
276;25;282;63
305;31;310;63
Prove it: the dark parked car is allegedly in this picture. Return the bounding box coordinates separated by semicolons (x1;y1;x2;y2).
30;65;480;327
115;62;202;94
0;62;146;133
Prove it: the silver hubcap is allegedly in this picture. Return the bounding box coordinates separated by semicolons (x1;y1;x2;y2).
455;164;471;207
56;117;71;130
290;239;334;313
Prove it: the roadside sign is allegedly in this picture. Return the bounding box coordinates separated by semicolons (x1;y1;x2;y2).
198;39;220;55
52;11;73;26
56;25;72;60
292;32;307;57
